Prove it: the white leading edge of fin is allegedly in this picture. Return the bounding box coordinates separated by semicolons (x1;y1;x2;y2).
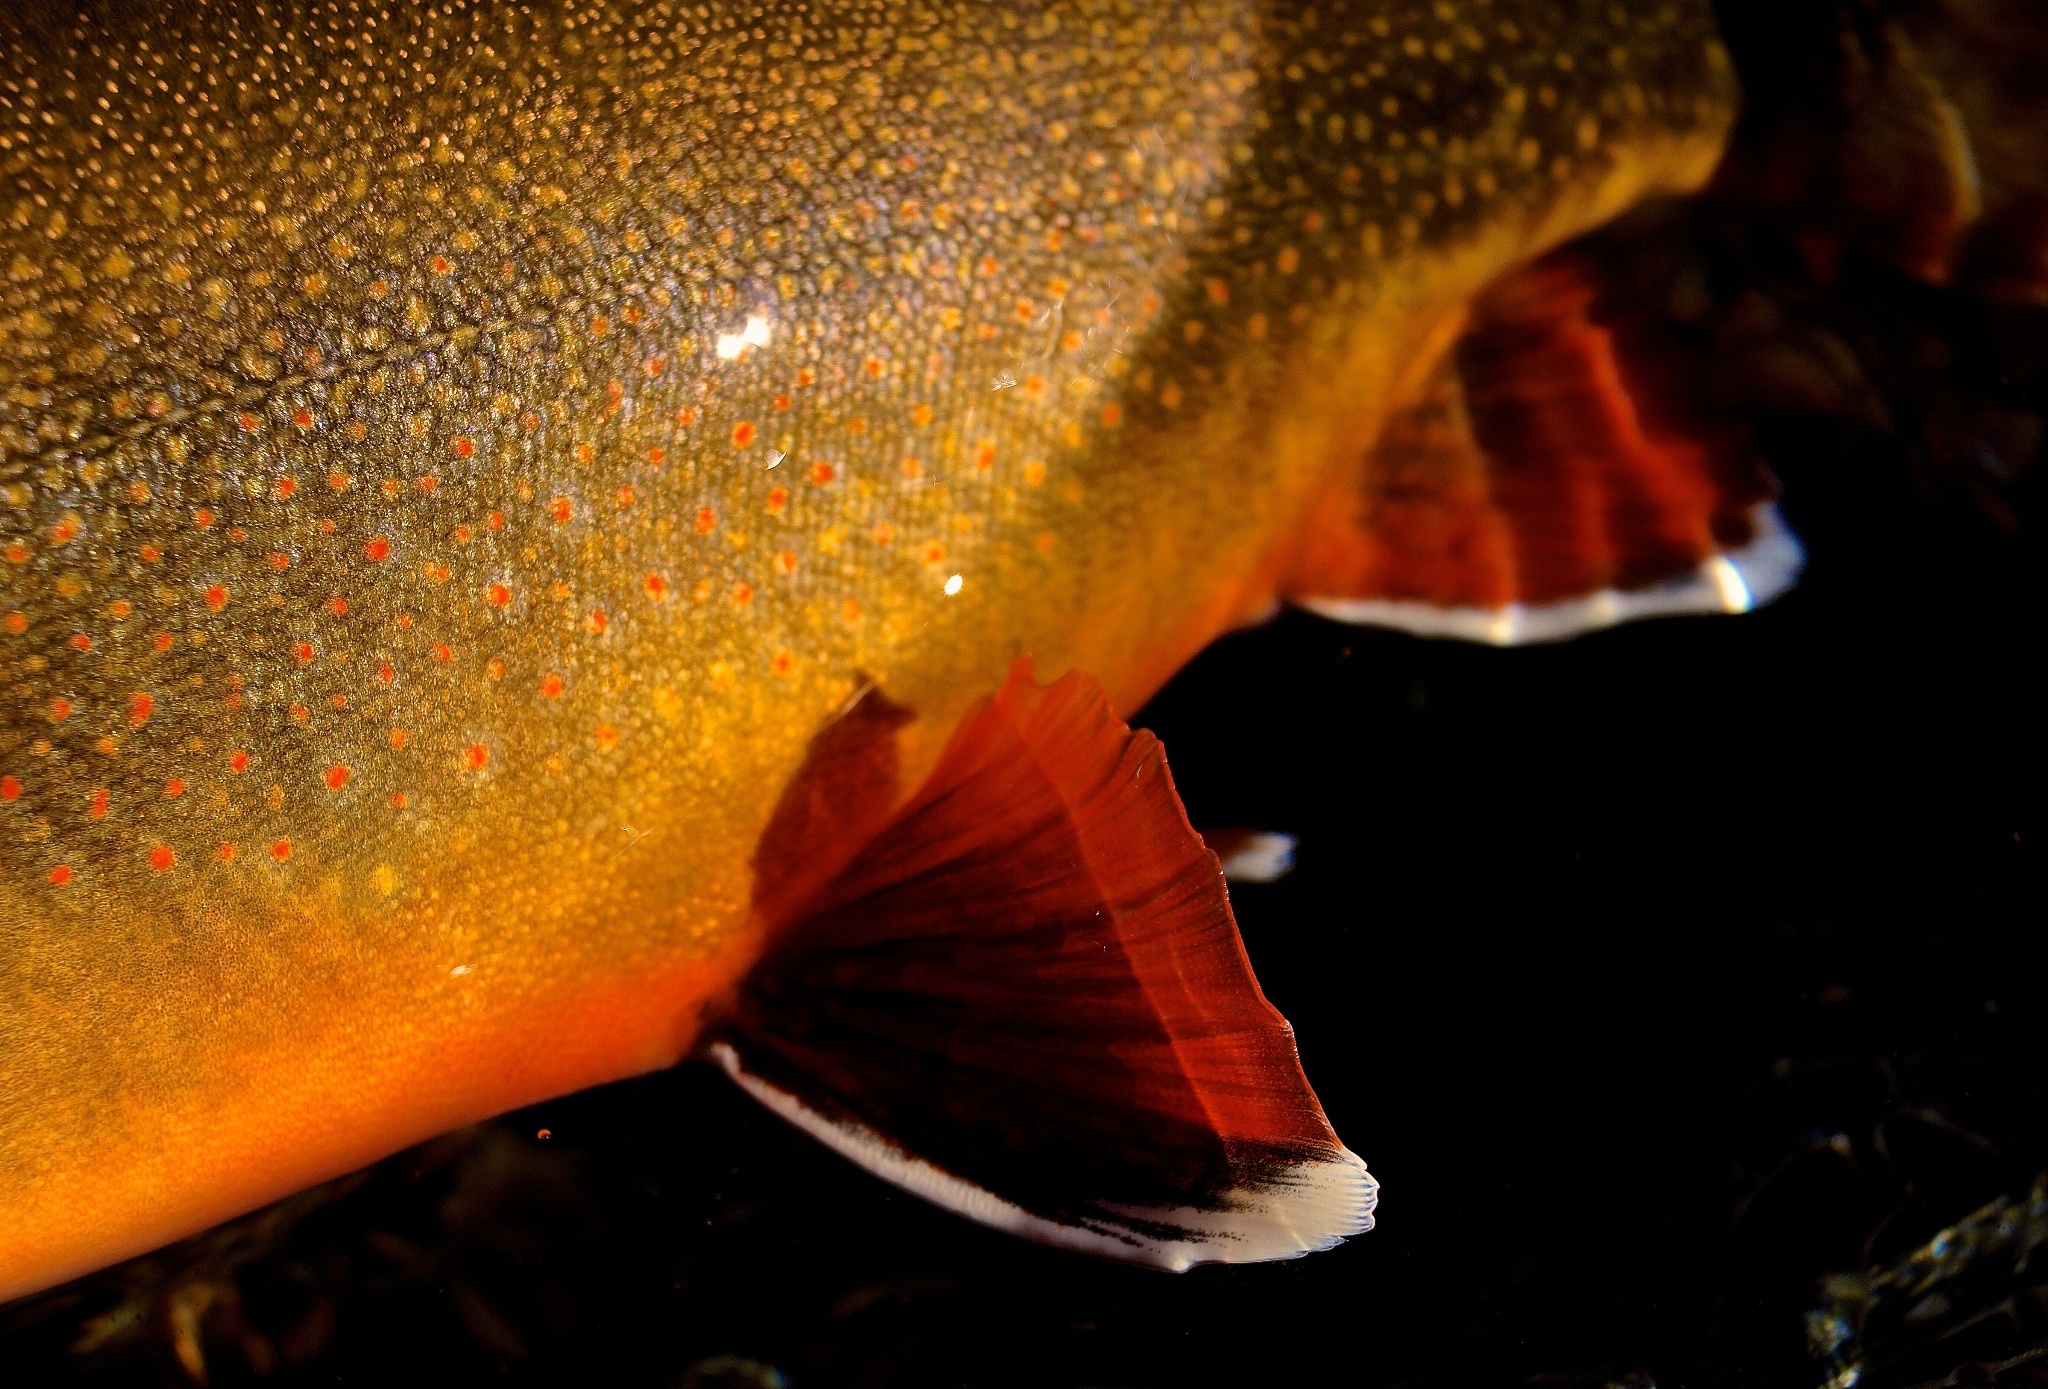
1299;501;1805;646
709;1042;1378;1272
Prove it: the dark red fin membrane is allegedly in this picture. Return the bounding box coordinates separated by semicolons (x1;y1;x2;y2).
713;660;1374;1270
1288;244;1803;644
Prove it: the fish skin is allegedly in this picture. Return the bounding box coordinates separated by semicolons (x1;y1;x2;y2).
0;0;1732;1299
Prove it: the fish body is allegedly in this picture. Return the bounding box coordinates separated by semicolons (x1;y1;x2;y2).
2;0;1735;1299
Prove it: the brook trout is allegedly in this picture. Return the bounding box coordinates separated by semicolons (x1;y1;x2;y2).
3;0;1766;1298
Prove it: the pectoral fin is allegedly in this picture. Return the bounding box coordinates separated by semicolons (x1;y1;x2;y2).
711;659;1374;1270
1288;243;1803;645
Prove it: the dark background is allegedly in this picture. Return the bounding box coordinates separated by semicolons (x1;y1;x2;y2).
6;2;2048;1383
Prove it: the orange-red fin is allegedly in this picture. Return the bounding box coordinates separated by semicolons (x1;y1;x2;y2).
1287;246;1803;645
714;659;1374;1270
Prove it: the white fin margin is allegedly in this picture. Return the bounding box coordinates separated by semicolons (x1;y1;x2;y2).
1216;832;1298;884
1299;501;1804;646
709;1042;1377;1272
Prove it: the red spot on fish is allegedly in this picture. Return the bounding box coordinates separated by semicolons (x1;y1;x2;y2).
774;550;798;576
463;744;490;773
486;583;513;608
841;598;863;623
154;632;174;651
390;791;410;809
130;693;154;726
733;582;754;606
365;536;391;562
228;750;250;774
418;476;438;494
218;843;237;864
645;355;665;377
163;778;185;798
770;650;795;677
548;497;573;523
4;613;24;634
863;356;885;379
645;573;672;601
540;673;565;699
292;410;314;431
271;839;293;862
645;445;667;466
766;487;789;515
847;417;868;436
293;642;316;664
49;698;72;722
193;508;214;530
149;846;175;873
973;439;996;470
88;787;108;819
732;421;757;448
1205;278;1230;305
773;393;792;411
390;728;408;750
1099;403;1123;428
586;610;609;635
485;659;506;681
0;775;19;802
327;597;348;616
269;552;292;571
205;585;229;611
432;643;453;663
695;508;717;533
488;511;506;532
674;407;698;427
329;470;351;490
68;633;91;652
616;486;636;509
873;522;897;545
595;724;620;752
451;435;475;459
290;704;310;725
378;663;395;685
5;542;28;563
49;865;73;886
922;542;947;566
139;544;162;563
809;462;836;485
325;765;352;791
236;412;260;433
430;255;452;276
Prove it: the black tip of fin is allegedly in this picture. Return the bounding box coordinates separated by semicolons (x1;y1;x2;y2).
710;660;1376;1271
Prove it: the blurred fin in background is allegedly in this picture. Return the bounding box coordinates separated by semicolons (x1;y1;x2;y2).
1715;0;2048;306
1287;239;1801;645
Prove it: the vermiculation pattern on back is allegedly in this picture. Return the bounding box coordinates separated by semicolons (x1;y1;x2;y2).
0;0;1728;1203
